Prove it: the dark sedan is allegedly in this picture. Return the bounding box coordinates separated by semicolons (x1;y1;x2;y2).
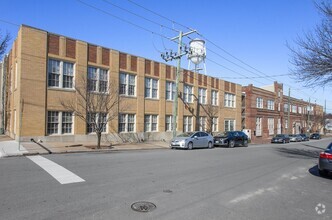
318;142;332;177
214;131;249;148
299;133;309;141
271;134;290;144
310;133;321;139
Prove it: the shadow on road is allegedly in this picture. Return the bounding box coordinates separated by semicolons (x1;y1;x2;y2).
300;143;326;150
308;165;332;180
274;147;321;159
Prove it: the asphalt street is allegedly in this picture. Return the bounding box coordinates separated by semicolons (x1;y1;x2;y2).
0;138;331;220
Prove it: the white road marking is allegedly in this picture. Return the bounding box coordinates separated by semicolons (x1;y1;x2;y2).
27;155;85;184
230;187;278;204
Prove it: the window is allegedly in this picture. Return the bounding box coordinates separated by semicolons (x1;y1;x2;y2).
88;67;108;92
87;112;107;133
285;119;288;129
119;73;136;96
199;116;207;131
268;118;274;135
277;118;281;134
298;106;302;114
166;81;176;101
119;114;135;132
48;59;74;89
292;105;297;113
183;116;193;132
165;115;173;131
145;78;158;99
255;117;262;136
145;115;158;132
284;104;289;112
211;90;218;106
224;93;235;108
225;119;235;132
212;117;218;132
267;100;274;110
198;88;207;104
256;97;263;109
47;111;73;135
183;85;193;103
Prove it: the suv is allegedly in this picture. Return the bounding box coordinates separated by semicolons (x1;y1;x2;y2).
214;131;249;148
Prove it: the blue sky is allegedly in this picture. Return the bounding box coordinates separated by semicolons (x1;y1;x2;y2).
1;0;331;113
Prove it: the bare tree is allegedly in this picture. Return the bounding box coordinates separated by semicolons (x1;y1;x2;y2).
60;75;122;149
0;31;10;60
201;103;219;134
288;1;332;87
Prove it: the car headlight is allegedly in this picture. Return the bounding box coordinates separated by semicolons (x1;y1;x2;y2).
179;140;186;145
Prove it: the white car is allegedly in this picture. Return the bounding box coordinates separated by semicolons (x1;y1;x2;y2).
170;131;214;150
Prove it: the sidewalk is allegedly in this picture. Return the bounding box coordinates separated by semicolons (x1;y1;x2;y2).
0;135;170;158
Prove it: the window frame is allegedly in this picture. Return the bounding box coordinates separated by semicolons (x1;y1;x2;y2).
144;114;158;132
183;85;193;103
256;97;263;109
47;111;74;135
224;119;235;132
224;93;236;108
211;90;218;106
267;100;275;110
165;115;173;131
183;116;193;132
119;73;136;96
166;81;176;101
198;88;207;104
119;113;136;133
145;77;159;99
87;112;108;134
48;59;75;90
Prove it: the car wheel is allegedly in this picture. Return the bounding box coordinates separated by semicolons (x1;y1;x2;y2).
208;141;213;149
243;140;248;147
229;140;235;148
319;169;328;177
188;142;193;150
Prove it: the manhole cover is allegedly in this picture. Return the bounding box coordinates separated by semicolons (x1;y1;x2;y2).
131;201;156;212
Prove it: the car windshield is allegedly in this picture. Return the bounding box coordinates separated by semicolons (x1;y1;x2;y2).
216;132;229;138
289;135;296;137
275;134;284;138
327;143;332;150
177;132;194;137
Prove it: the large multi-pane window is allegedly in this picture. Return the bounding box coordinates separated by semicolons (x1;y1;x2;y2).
165;115;173;131
145;78;158;99
212;117;218;132
144;115;158;132
267;100;275;110
225;119;235;132
256;97;263;109
48;59;74;89
224;93;236;108
47;111;73;135
88;67;108;92
166;81;176;101
119;73;136;96
198;88;207;104
183;85;193;103
268;118;274;135
183;116;193;132
292;105;297;113
199;116;207;131
211;90;218;106
87;112;107;133
119;114;135;132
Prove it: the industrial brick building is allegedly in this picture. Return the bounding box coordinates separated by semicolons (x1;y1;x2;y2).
1;25;243;143
242;82;324;143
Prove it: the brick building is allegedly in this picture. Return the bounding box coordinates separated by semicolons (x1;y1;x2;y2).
242;82;324;144
1;25;243;142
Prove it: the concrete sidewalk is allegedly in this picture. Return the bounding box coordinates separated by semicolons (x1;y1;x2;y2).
0;135;170;158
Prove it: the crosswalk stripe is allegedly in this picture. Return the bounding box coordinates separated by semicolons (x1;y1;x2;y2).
27;155;85;184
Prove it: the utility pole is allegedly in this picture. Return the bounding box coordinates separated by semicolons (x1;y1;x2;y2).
287;88;290;134
161;30;196;138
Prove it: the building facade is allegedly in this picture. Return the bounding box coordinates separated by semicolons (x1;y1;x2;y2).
2;25;243;142
242;82;324;143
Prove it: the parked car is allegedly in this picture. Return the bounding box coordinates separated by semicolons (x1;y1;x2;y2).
310;133;321;139
289;134;302;142
318;142;332;177
213;131;249;148
271;134;290;144
170;131;214;150
299;133;309;141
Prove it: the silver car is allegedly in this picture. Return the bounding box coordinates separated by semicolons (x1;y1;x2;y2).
170;131;214;150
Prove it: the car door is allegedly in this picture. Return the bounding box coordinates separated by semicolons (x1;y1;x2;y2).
191;132;201;148
233;132;241;145
199;132;209;147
